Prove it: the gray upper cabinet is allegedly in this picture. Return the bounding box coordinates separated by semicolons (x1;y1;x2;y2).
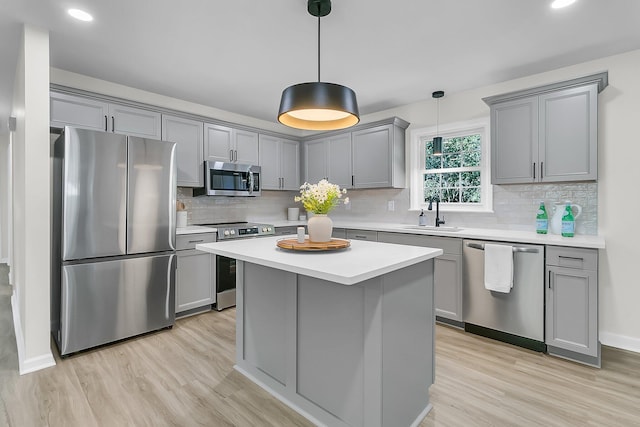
484;72;606;184
108;104;162;139
162;114;204;187
545;246;599;366
259;135;300;190
51;91;109;131
377;232;463;322
303;117;408;189
204;123;259;165
304;134;352;188
50;91;161;139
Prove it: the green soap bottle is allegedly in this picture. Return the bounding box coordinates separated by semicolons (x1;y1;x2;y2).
561;203;575;237
536;201;548;234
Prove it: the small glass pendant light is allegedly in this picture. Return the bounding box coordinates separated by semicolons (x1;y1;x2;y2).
432;91;444;156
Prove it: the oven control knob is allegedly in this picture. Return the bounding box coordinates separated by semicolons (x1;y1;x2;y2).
261;227;267;232
224;230;230;236
230;230;236;235
267;227;272;232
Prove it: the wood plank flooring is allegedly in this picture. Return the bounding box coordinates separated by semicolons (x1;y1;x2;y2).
1;263;639;426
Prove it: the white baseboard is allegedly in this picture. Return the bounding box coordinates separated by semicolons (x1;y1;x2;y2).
11;293;56;375
600;331;640;354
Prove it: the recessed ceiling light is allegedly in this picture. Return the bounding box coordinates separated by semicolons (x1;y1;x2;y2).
551;0;576;9
68;8;93;22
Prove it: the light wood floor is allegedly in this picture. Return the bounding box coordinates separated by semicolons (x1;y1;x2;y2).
1;263;639;426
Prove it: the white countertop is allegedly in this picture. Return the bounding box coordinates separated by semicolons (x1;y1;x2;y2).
176;225;217;235
196;235;442;286
269;220;605;249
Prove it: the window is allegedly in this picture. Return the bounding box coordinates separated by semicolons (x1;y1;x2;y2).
410;119;492;212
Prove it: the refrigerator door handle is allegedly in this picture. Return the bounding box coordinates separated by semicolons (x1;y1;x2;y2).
166;254;176;319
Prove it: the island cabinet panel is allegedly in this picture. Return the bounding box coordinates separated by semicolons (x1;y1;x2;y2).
234;257;435;427
297;276;365;427
242;264;289;384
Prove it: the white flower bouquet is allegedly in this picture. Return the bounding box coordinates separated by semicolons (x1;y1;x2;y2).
294;179;349;215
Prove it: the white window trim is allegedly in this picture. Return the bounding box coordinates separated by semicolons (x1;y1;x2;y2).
409;117;493;213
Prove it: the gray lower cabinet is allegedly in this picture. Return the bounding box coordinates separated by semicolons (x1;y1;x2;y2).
274;226;303;236
346;229;378;241
545;246;599;366
332;228;346;239
176;233;216;316
378;232;463;322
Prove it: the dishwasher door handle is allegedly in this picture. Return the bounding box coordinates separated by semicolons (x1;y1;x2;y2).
466;242;539;254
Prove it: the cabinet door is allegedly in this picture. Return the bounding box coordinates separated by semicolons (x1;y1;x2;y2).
204;123;233;162
546;265;598;357
50;92;109;131
176;249;215;313
332;228;347;239
327;134;353;189
234;129;259;165
109;104;162;139
305;139;328;184
434;254;462;321
539;84;597;182
491;96;538;184
162;115;204;187
280;139;300;190
352;125;392;188
258;134;281;190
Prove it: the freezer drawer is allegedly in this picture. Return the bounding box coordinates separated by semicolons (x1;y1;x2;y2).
56;253;175;355
463;240;544;342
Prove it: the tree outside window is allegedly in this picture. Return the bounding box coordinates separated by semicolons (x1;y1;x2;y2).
423;134;482;205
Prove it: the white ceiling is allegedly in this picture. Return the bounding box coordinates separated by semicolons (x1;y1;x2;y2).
2;0;640;134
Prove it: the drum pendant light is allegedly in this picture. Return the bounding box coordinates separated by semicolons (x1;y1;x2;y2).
278;0;359;131
432;90;445;156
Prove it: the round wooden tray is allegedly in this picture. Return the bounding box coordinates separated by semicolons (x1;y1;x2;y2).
276;238;351;251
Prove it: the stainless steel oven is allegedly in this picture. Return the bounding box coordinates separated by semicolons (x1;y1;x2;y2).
195;222;275;310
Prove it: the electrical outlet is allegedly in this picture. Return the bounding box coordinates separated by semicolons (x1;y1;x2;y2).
387;200;395;211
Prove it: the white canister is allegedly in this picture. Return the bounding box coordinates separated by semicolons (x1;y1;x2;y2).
177;211;187;228
288;207;300;221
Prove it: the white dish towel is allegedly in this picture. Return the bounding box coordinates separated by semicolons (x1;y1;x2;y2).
484;244;514;293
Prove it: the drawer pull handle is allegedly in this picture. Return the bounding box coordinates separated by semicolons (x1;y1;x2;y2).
466;242;539;254
354;235;367;239
188;239;205;243
558;256;583;262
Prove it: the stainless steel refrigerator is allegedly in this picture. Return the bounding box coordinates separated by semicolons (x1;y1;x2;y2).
51;127;177;356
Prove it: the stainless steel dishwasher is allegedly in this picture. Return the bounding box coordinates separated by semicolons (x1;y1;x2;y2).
463;239;545;351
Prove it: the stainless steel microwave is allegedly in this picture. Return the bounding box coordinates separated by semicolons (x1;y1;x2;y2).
194;161;261;197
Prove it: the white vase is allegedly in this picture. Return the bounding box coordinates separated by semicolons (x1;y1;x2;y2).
307;214;333;242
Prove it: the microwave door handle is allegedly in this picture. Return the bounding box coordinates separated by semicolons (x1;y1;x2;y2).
248;171;254;195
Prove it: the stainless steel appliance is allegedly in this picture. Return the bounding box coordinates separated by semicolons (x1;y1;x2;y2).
462;239;545;351
194;161;261;197
195;222;274;310
51;127;177;356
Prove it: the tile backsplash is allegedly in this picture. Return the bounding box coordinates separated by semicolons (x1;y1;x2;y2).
177;182;597;235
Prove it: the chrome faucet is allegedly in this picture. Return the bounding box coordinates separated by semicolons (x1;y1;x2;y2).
427;198;445;227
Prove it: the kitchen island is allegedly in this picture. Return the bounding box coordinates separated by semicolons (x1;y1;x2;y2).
197;236;442;427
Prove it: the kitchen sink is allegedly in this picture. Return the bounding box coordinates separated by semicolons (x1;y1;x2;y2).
401;225;463;232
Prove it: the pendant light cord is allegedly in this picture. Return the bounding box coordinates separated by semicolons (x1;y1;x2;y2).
436;97;439;135
317;6;321;82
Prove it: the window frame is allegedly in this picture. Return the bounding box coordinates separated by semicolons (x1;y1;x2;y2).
409;118;492;212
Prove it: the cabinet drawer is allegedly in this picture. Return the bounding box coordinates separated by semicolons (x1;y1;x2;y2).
275;226;303;236
346;229;378;241
546;246;597;270
176;233;217;250
377;232;462;255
